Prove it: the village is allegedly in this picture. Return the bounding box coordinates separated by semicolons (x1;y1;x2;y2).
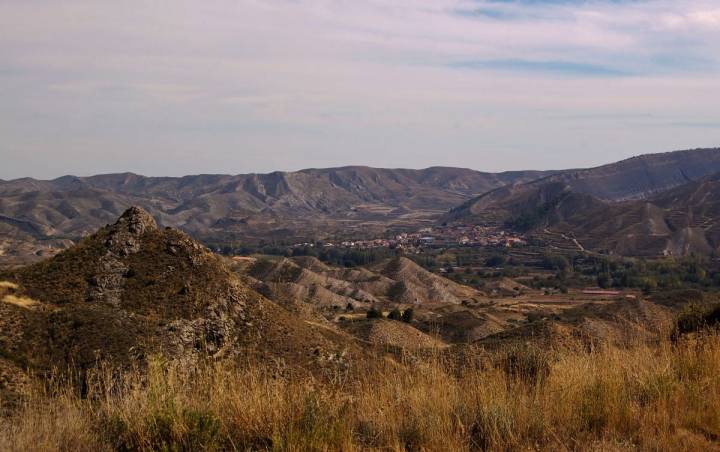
292;224;528;252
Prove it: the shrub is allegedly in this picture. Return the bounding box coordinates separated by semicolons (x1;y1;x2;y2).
653;288;704;307
367;308;384;319
541;253;569;271
597;273;611;289
387;308;402;321
401;308;414;323
485;255;506;267
386;281;406;302
498;343;551;384
675;303;720;337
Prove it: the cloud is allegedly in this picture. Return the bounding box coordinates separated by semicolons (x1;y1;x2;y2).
0;0;719;179
450;59;631;77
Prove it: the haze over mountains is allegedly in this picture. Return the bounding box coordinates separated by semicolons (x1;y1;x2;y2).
1;147;720;261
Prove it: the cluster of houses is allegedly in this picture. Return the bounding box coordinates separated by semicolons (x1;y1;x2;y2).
408;225;528;249
292;224;527;251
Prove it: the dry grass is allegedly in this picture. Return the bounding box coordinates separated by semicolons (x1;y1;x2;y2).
0;280;39;309
1;294;39;309
1;334;720;451
0;281;19;290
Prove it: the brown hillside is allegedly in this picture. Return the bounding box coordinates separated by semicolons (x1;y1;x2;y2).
0;207;358;374
372;257;483;305
446;170;720;256
341;319;446;349
0;167;553;259
248;257;382;308
480;298;674;349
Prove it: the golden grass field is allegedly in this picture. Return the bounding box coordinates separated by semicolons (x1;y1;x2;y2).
1;331;719;451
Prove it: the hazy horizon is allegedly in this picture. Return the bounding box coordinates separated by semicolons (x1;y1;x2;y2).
3;146;720;182
2;1;720;179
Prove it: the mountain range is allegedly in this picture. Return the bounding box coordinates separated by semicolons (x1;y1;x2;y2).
1;147;720;260
0;166;554;262
445;148;720;256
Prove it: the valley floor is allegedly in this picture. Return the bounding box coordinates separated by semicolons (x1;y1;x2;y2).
2;332;720;451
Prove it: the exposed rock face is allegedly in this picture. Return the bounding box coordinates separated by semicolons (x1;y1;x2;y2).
89;207;158;306
0;207;357;373
105;206;157;255
87;257;128;306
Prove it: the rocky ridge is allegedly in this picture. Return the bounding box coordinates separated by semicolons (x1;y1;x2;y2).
0;207;357;378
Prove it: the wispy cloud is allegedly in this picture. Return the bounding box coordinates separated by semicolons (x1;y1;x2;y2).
0;0;719;178
450;59;631;77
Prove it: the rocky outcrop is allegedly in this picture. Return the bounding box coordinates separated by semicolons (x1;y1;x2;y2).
0;207;359;373
88;207;158;306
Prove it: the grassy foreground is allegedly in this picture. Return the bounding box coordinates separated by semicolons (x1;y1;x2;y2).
1;334;720;451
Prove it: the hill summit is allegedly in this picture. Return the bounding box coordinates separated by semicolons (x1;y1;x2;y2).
0;207;355;376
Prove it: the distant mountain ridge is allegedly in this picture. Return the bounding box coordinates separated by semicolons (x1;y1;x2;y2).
536;147;720;201
2;147;720;260
445;149;720;256
0;166;555;261
446;148;720;221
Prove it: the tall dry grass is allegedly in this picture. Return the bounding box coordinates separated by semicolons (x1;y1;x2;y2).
1;333;720;451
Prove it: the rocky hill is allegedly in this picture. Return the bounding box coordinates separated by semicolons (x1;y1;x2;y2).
0;207;358;376
241;255;486;314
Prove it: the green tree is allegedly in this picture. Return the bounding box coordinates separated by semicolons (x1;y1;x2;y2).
366;308;383;319
597;273;611;289
387;308;402;321
401;308;414;323
485;254;506;267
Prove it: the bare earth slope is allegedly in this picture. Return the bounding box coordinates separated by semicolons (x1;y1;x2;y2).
371;257;483;305
244;255;486;310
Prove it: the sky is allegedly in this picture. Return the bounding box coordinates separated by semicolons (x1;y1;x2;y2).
1;0;720;179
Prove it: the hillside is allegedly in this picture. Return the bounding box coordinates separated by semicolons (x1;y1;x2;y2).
241;255;486;314
446;171;720;256
0;207;357;375
0;166;552;261
479;297;674;350
447;148;720;220
520;147;720;202
370;257;483;305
